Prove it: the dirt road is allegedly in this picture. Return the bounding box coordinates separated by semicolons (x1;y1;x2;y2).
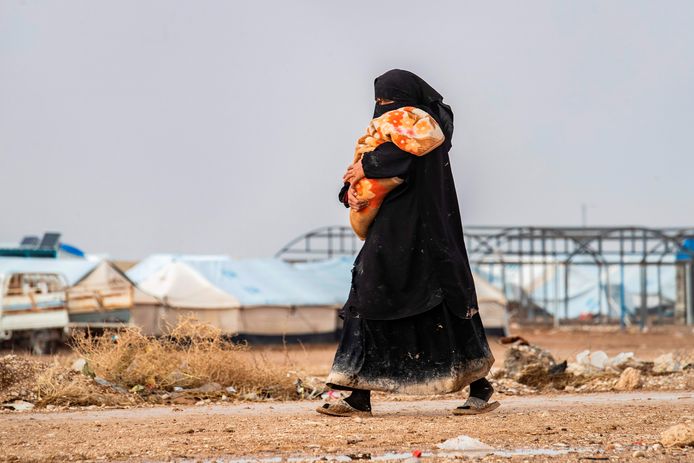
2;391;692;462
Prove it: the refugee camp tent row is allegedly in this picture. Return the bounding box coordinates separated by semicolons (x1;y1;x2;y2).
127;255;344;341
126;254;509;340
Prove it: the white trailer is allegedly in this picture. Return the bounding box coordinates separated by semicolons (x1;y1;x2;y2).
0;271;69;354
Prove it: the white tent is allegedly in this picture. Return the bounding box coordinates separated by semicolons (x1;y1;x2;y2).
67;260;134;326
131;261;241;335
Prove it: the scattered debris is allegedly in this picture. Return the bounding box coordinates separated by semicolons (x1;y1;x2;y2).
1;400;34;411
569;350;645;375
503;340;568;388
295;376;327;399
71;358;87;372
653;353;688;373
437;435;494;451
93;376;129;394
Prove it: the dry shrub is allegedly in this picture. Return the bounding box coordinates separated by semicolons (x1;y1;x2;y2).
35;365;136;407
0;354;136;408
71;318;296;399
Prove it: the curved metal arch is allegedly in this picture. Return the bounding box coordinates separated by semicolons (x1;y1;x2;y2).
275;225;360;262
582;227;694;264
466;226;608;266
277;225;694;265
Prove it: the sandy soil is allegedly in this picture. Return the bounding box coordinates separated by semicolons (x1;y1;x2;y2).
1;392;693;462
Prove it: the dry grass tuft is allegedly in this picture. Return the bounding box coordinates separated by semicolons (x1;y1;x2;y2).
71;318;297;399
35;365;137;407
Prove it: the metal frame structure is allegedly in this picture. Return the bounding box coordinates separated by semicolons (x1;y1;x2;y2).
276;226;694;327
464;226;694;328
275;226;362;263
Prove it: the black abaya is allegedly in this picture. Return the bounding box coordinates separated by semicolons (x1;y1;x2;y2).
327;303;494;394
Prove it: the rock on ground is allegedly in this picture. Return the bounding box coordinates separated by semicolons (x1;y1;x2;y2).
614;367;643;391
653;353;682;373
660;423;694;447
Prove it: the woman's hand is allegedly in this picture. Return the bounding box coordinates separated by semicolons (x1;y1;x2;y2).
347;186;369;211
343;159;365;185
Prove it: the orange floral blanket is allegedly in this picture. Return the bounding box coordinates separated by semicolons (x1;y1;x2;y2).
349;107;445;239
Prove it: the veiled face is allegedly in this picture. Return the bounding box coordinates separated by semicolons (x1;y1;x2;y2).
374;69;422;106
376;97;395;105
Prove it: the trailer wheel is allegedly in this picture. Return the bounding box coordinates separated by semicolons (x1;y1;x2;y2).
29;330;60;355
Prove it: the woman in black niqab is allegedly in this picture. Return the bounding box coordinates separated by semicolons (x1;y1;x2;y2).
319;70;498;417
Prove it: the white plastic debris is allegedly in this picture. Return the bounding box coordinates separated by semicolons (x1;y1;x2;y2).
437;435;494;451
321;390;347;400
575;350;590;365
71;358;87;372
2;400;34;411
609;352;635;369
573;350;635;372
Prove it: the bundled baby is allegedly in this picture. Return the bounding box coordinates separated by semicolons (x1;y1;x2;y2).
344;106;445;239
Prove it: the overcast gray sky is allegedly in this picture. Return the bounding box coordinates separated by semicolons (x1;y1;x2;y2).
1;1;693;259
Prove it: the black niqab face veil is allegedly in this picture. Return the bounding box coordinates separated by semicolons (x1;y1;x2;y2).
373;69;454;145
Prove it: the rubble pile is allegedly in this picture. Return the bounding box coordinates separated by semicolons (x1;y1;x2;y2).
0;354;136;410
0;354;41;403
494;337;694;394
502;340;569;388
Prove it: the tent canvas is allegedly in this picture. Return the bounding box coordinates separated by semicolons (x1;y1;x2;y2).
129;257;341;339
67;261;134;326
130;261;241;335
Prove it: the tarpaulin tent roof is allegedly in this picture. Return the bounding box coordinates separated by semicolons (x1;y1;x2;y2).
137;261;240;309
293;256;353;300
187;258;345;306
129;255;348;307
0;257;99;286
126;254;231;284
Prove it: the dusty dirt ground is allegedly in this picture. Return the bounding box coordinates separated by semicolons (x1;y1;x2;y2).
1;392;693;462
1;327;693;462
